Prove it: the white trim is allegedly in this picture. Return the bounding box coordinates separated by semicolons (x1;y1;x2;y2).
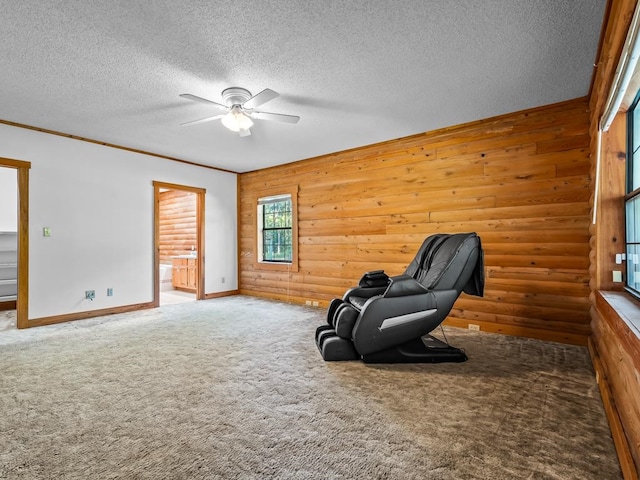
379;309;437;330
593;128;603;225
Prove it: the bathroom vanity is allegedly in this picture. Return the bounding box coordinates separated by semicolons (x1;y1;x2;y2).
172;255;197;292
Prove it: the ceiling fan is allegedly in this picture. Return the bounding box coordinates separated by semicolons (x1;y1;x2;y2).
179;87;300;137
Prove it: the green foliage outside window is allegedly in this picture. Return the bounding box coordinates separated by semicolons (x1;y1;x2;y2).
262;199;292;262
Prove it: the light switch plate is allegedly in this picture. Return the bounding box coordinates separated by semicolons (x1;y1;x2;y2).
613;270;623;283
43;227;51;237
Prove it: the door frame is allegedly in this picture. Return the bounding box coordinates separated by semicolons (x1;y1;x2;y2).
0;157;30;329
153;181;205;305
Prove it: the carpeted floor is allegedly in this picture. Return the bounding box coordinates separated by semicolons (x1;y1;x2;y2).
160;290;197;306
0;309;17;332
0;296;621;479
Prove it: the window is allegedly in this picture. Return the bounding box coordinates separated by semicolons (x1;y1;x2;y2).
626;93;640;297
255;187;298;271
259;195;292;262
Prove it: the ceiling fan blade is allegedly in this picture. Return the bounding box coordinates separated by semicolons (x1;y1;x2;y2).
238;128;251;137
251;110;300;124
180;114;225;126
242;88;279;109
179;94;228;111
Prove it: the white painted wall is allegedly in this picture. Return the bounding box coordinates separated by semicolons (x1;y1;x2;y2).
0;167;17;231
0;124;237;319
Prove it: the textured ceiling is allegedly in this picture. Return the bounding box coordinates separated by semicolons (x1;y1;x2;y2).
0;1;606;173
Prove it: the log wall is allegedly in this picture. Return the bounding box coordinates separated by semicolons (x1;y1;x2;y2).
591;293;640;479
588;0;640;477
159;189;197;263
239;97;592;345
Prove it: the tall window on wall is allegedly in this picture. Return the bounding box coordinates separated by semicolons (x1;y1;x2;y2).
259;194;292;262
626;92;640;297
256;187;298;271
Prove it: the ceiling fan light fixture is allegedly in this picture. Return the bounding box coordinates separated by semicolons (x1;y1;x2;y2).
180;87;299;136
221;106;254;132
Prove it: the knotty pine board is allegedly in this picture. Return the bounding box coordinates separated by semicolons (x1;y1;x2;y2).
240;97;591;344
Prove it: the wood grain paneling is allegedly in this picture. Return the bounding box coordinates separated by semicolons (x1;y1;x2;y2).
239;97;592;345
158;190;197;263
588;0;640;477
592;293;640;480
593;112;627;292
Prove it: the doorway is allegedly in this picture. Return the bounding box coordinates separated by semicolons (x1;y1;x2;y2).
0;158;30;329
153;181;205;306
0;167;17;329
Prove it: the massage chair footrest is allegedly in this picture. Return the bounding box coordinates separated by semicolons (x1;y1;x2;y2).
315;326;360;361
361;335;467;364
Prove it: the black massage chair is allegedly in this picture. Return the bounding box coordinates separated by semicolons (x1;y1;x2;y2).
315;232;484;363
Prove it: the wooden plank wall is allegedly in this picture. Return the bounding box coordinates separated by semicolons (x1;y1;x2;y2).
159;190;197;263
590;0;634;293
591;293;640;479
239;97;592;345
588;0;640;477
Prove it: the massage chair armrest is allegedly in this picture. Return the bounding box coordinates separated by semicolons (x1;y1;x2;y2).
358;269;390;288
341;270;391;302
342;285;388;302
383;274;429;297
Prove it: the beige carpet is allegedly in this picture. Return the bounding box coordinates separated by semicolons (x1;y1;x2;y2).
160;290;197;306
0;296;621;479
0;309;16;332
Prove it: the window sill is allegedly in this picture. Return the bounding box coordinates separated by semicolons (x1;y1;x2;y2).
255;261;297;272
596;290;640;340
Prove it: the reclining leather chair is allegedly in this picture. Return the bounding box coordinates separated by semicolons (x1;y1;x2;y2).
315;232;484;363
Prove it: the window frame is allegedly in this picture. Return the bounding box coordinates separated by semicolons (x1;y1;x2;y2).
253;186;299;272
259;195;293;263
625;92;640;299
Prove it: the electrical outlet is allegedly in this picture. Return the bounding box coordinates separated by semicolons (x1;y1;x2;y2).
468;324;480;331
305;300;312;305
85;290;95;301
312;301;319;307
107;288;113;296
